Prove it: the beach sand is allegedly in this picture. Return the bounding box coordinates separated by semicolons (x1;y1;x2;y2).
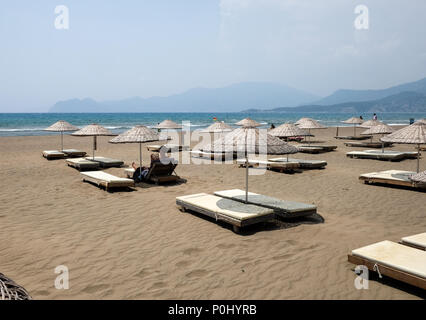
0;126;425;300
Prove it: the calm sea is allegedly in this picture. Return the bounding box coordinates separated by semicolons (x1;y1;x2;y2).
0;112;425;137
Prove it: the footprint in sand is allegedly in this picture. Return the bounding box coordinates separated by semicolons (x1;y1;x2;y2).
82;284;110;294
182;247;203;255
176;260;192;267
272;253;293;261
216;243;236;249
186;269;208;278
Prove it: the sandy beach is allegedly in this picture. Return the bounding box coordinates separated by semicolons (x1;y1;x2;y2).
0;126;425;300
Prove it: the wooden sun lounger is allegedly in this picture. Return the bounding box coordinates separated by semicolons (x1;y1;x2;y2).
62;149;87;157
190;150;235;160
81;171;135;191
400;233;426;251
344;141;393;148
125;161;180;184
176;193;274;233
296;146;325;154
85;156;124;168
298;145;337;152
335;135;372;140
236;159;300;173
214;189;317;218
269;158;327;169
66;158;100;171
147;144;189;152
347;150;410;161
42;150;65;160
359;170;426;189
348;240;426;290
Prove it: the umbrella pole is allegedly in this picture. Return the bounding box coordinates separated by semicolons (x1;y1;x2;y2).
139;142;143;178
61;131;64;151
93;136;96;160
382;134;384;153
287;153;289;162
336;126;339;137
353;124;356;137
245;154;248;204
308;129;311;146
417;144;420;173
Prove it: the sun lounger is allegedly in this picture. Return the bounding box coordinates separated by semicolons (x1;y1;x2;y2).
359;170;426;189
190;150;235;160
298;145;337;152
66;158;100;171
214;189;317;218
335;135;372;140
85;156;124;168
344;141;393;148
81;171;135;191
269;158;327;169
347;150;417;161
147;144;189;152
236;159;300;172
400;233;426;251
42;150;65;160
62;149;87;157
176;193;274;233
348;240;426;290
125;161;180;184
296;146;324;154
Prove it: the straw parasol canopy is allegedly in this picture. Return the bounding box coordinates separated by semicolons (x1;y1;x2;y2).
154;120;182;129
72;123;115;159
44;120;79;151
361;123;394;152
410;170;426;184
295;117;313;125
296;119;326;144
235;118;261;128
269;123;309;138
381;121;426;172
204;127;298;202
110;126;159;177
0;272;32;300
360;119;383;128
341;117;364;136
201;121;233;133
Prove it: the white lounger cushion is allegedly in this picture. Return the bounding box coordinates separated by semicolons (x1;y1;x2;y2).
269;158;327;165
214;189;316;214
81;171;134;184
236;159;299;168
67;158;96;165
176;193;273;221
401;233;426;250
360;170;416;182
43;150;65;156
352;240;426;279
85;156;122;163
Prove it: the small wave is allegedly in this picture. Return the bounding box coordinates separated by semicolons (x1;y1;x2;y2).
0;128;45;132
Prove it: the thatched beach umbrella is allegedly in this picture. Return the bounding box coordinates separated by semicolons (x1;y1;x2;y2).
269;123;309;139
381;121;426;172
154;120;182;141
72;124;115;159
296;119;326;145
110;125;159;177
361;123;394;153
235;118;261;127
44;120;79;151
201;121;232;133
342;117;363;136
0;273;32;300
360;119;383;128
204;127;298;202
295;117;313;125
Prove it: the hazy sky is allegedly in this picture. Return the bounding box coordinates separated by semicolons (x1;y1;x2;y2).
1;0;426;112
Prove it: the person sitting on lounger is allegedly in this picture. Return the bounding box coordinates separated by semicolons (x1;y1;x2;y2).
132;153;161;181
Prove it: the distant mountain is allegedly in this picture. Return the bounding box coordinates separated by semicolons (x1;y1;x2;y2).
244;91;426;113
49;82;320;113
315;77;426;105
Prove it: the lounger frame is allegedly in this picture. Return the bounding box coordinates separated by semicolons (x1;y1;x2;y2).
335;135;372;140
344;142;393;148
66;159;99;171
347;254;426;290
82;174;135;191
359;176;425;189
176;199;274;233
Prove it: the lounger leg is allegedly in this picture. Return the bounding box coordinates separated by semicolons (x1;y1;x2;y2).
232;225;241;234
